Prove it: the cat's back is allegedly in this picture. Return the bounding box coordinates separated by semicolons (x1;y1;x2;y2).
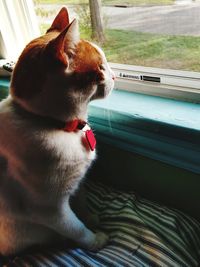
0;97;32;155
0;97;18;150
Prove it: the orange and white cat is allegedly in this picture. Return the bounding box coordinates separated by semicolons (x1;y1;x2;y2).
0;7;115;256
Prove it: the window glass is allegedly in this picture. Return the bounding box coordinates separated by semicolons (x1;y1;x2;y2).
33;0;200;72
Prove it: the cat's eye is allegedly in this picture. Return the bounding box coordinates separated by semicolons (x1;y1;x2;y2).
67;51;74;59
99;65;105;71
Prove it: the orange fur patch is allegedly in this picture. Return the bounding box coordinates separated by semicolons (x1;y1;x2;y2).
73;40;103;73
11;34;104;99
11;32;61;98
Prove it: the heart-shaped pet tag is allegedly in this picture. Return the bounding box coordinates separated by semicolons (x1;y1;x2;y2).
85;129;96;151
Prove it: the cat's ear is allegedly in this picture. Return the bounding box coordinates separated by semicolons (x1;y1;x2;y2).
45;19;79;66
64;18;80;46
47;7;70;32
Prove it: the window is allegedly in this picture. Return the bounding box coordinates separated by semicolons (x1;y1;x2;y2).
0;0;39;59
0;0;200;102
33;0;200;71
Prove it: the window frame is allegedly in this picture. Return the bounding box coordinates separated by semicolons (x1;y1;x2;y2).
0;0;200;103
111;63;200;103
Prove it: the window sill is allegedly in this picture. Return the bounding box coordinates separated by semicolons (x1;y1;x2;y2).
0;78;10;100
89;89;200;174
0;78;10;87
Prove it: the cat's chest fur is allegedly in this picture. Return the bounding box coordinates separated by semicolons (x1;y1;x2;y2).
42;129;96;193
0;99;96;201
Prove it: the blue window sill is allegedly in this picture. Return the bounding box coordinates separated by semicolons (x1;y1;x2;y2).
0;78;10;99
0;78;10;87
1;79;199;173
89;89;200;174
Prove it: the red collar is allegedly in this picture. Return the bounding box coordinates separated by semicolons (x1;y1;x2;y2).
63;119;86;132
13;102;96;151
64;119;96;151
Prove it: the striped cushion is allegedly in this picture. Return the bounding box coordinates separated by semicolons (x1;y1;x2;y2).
5;182;200;267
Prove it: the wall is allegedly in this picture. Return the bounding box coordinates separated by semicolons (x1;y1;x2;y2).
88;141;200;222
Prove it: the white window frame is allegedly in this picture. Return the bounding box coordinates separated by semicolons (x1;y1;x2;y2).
111;63;200;103
0;0;200;103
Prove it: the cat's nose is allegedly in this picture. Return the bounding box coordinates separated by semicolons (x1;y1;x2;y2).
111;71;116;80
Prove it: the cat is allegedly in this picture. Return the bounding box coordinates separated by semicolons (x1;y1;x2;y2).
0;7;115;256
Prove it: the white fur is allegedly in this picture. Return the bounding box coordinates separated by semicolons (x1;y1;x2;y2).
0;95;107;255
91;43;115;97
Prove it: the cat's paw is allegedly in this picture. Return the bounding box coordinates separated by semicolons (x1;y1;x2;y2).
90;232;109;251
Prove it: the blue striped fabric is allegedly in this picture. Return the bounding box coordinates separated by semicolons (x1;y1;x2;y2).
4;182;200;267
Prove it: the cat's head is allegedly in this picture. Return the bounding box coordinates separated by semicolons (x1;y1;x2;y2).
10;7;115;121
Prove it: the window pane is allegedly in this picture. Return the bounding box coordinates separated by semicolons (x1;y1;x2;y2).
33;0;200;72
